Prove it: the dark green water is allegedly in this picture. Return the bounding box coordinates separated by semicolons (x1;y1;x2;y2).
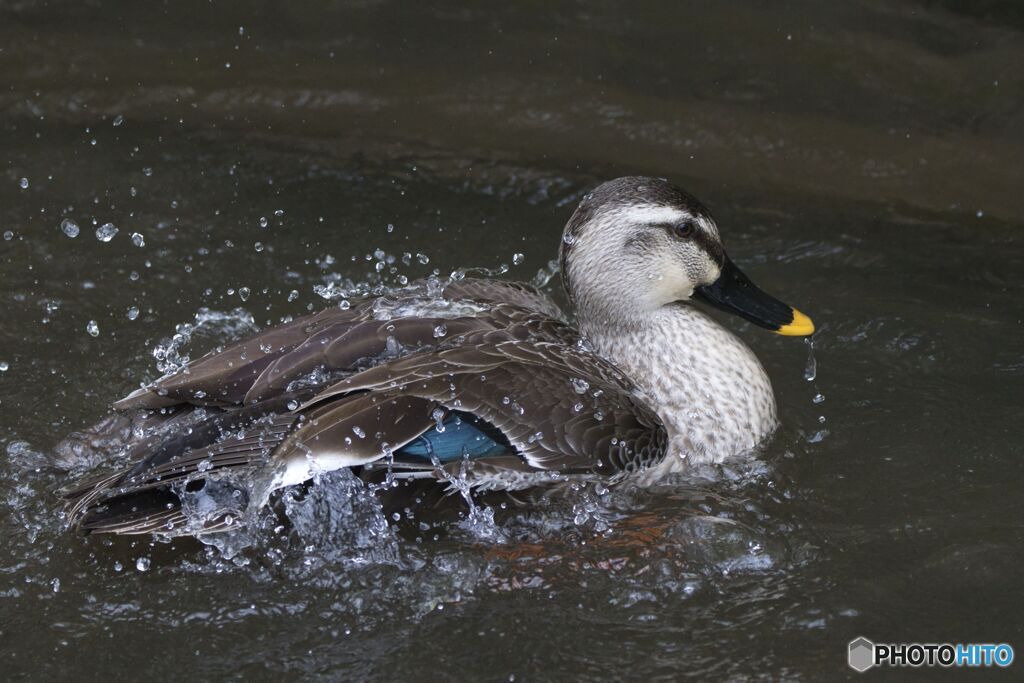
1;1;1022;680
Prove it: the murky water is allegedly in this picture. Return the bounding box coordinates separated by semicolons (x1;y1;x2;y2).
2;1;1023;679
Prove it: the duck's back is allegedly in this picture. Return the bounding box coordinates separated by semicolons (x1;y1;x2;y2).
112;278;569;412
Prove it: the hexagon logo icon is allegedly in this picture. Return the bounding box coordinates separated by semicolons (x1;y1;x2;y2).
848;637;875;672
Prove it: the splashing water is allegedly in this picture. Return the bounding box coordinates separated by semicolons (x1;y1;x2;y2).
151;308;257;375
531;258;561;288
280;469;400;565
428;453;506;544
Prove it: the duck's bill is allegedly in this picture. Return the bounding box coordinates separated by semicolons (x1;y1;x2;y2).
693;257;814;336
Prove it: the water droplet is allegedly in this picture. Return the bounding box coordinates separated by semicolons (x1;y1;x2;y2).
60;218;80;238
3;231;13;241
571;377;590;394
259;216;268;228
812;393;825;404
254;241;264;252
135;557;150;572
127;306;139;321
0;361;8;372
562;233;576;246
239;286;251;302
431;407;447;432
86;320;99;337
95;223;118;242
433;324;447;338
386;223;394;233
572;402;583;412
131;232;145;247
286;399;299;411
512;253;525;265
416;253;429;265
19;177;29;189
803;339;817;381
287;289;299;302
352;426;366;438
112;114;124;127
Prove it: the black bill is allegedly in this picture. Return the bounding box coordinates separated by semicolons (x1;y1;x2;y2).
693;256;814;336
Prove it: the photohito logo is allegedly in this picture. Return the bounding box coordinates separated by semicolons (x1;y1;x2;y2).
848;637;1014;672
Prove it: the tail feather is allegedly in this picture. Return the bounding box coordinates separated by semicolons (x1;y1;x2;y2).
62;412;299;534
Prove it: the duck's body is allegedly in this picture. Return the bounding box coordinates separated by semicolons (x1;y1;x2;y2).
59;177;812;536
586;304;777;483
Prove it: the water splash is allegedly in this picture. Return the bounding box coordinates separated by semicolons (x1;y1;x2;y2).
151;307;257;375
281;469;399;565
426;449;505;543
531;258;561;288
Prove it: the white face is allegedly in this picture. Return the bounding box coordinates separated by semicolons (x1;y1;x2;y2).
564;202;725;315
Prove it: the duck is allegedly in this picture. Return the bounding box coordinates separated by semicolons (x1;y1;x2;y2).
58;176;814;536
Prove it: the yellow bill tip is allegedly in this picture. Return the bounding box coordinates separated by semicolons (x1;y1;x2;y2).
776;308;815;336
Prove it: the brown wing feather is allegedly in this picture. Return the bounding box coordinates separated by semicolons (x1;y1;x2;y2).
113;278;565;412
302;340;667;482
62;412;299;526
60;278;667;535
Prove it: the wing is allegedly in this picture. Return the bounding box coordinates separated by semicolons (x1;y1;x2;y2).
65;338;667;534
60;279;580;534
113;278;566;411
282;340;668;487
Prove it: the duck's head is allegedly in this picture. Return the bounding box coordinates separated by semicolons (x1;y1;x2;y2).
560;176;813;336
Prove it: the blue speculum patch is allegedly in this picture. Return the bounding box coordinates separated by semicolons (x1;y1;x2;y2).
398;415;509;462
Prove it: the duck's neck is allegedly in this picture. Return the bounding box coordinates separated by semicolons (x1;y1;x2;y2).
578;302;778;471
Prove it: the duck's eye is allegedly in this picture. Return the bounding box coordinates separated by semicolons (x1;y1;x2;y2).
674;221;696;239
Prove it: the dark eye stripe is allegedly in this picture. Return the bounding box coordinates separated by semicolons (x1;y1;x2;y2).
658;222;724;265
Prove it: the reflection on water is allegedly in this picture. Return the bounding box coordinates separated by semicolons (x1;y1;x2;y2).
1;0;1023;679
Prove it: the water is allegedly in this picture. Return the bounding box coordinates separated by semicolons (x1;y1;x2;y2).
1;0;1023;679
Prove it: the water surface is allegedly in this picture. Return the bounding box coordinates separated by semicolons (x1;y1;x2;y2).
1;1;1022;680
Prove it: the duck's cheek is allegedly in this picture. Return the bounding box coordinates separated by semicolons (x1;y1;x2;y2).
648;270;694;305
